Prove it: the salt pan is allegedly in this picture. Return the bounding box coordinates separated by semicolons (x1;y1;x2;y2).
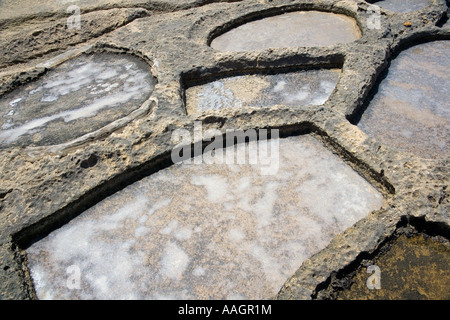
210;11;361;52
185;69;341;114
0;53;155;148
27;134;384;300
357;41;449;158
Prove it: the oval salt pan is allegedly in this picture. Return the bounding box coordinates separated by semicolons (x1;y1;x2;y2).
0;53;156;148
210;11;361;52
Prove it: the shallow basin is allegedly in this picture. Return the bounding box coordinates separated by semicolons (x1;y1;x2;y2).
372;0;431;13
357;40;450;159
210;11;361;52
27;134;384;300
0;53;155;148
185;69;341;114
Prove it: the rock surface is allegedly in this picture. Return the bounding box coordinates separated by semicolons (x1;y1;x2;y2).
0;0;448;300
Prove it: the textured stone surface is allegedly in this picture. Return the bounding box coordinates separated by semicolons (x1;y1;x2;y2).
0;8;149;69
0;0;448;300
0;242;35;300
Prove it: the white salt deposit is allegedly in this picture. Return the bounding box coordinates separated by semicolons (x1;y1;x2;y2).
159;242;190;280
373;0;431;13
26;134;384;300
192;266;206;277
191;174;229;202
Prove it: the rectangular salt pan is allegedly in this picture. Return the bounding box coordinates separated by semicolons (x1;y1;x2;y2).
185;69;341;114
26;134;384;300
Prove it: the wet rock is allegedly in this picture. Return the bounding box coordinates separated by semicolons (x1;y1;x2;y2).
336;233;450;300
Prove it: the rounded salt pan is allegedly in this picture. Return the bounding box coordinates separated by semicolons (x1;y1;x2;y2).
210;11;361;52
0;53;155;148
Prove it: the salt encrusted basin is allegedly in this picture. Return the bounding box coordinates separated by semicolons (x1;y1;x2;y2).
27;134;384;300
0;53;155;148
210;11;361;52
185;69;341;114
371;0;432;13
357;40;450;159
